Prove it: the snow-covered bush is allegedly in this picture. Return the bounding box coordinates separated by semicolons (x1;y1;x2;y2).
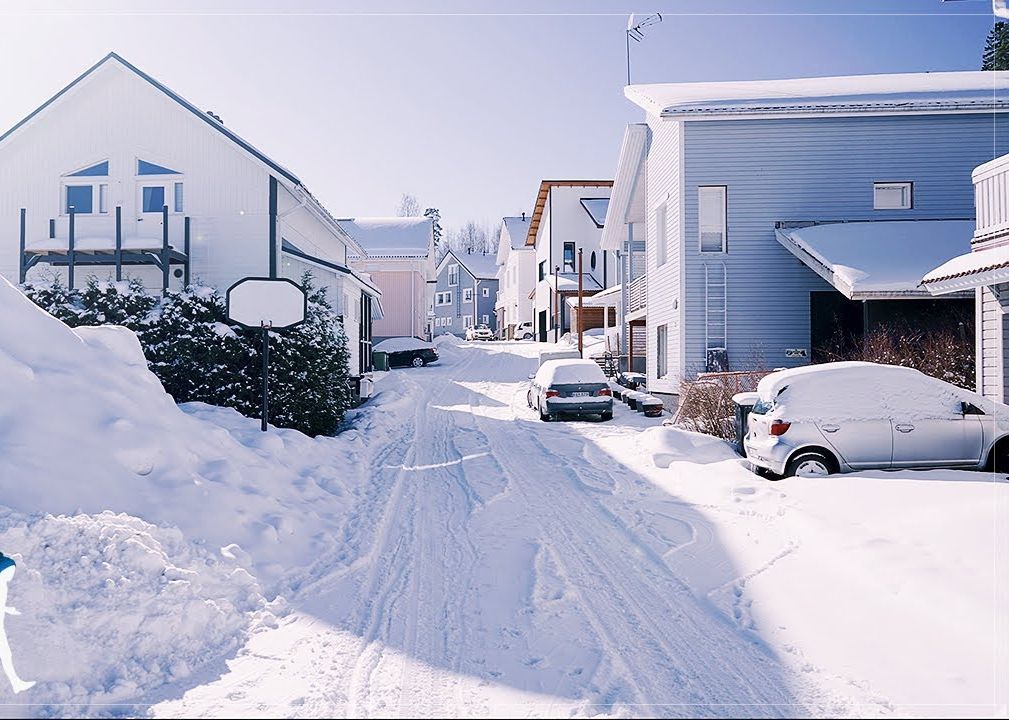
20;273;353;436
676;370;768;440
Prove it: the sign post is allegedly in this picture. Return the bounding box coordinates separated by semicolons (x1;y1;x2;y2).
226;277;307;432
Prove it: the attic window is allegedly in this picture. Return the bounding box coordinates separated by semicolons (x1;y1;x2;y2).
580;198;609;228
67;160;109;177
138;159;182;175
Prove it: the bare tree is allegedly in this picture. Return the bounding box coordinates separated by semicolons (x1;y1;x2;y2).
397;193;422;217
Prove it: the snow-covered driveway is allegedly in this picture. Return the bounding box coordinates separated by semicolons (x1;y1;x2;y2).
154;340;830;718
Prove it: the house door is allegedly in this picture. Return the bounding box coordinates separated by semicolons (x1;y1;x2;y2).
136;183;168;241
538;310;547;343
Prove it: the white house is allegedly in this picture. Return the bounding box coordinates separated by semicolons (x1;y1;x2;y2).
923;152;1009;403
494;214;534;339
526;180;615;342
0;53;382;384
342;216;435;341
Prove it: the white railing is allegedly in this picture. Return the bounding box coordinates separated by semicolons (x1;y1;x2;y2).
628;274;647;313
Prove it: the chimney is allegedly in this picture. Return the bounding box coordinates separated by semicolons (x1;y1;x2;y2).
521;211;526;221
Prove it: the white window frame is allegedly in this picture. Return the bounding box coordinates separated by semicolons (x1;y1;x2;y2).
61;182;109;216
448;264;459;286
698;186;727;254
873;181;912;210
446;316;454;326
482;287;489;297
463;315;474;329
657;324;669;379
463;287;474;302
138;181;184;215
655;203;668;266
481;314;489;325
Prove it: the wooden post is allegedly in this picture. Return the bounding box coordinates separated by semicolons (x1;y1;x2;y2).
18;208;25;284
184;216;191;288
68;207;76;291
578;248;584;356
114;206;122;282
161;205;170;295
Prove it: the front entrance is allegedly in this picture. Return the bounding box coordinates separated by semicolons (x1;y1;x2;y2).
538;310;548;343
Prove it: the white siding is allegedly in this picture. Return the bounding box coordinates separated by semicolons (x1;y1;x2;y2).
644;118;682;394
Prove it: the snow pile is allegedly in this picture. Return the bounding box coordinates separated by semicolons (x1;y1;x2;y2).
372;336;435;353
757;361;1006;422
0;510;274;713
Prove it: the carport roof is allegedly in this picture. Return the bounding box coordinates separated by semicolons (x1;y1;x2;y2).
774;219;974;300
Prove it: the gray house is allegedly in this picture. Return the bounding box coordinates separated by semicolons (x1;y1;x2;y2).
924;152;1009;403
432;249;499;337
602;70;1009;398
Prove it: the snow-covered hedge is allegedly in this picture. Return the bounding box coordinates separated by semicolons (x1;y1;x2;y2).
21;273;352;436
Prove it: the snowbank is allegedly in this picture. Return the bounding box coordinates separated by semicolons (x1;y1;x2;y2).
0;510;274;713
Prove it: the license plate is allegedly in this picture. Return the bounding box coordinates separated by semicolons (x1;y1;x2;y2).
572;391;590;397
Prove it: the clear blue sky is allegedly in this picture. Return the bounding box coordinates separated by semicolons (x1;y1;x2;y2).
0;0;999;233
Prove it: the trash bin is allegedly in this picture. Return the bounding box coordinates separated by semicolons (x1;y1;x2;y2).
373;351;389;371
732;391;759;456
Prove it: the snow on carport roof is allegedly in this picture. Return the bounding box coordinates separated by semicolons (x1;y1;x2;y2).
625;71;1009;118
774;220;974;300
340;217;433;258
922;244;1009;295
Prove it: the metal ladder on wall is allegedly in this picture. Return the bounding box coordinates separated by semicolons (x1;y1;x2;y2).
704;262;727;356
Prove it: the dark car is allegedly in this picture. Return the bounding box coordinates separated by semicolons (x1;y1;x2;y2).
373;338;440;369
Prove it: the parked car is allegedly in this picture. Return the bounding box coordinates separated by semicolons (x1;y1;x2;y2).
744;361;1009;478
513;321;534;340
372;337;439;369
466;324;494;341
528;359;613;422
616;371;647;392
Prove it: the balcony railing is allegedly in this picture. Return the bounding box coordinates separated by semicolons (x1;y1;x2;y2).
628;274;647;313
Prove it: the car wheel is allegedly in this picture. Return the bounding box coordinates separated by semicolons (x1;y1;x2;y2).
988;439;1009;473
539;404;551;422
600;411;613;421
411;355;425;368
784;451;835;478
522;333;533;340
526;391;533;408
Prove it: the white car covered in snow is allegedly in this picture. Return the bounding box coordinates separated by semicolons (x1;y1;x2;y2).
528;359;613;422
513;321;534;340
466;324;494;342
744;362;1009;478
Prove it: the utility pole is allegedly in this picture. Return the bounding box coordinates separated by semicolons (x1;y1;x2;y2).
577;248;584;356
553;264;560;343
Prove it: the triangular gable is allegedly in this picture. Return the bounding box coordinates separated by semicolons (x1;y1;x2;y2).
0;52;300;186
66;160;109;177
138;159;181;175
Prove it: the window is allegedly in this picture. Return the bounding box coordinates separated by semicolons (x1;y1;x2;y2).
655;204;668;266
99;184;108;214
874;182;912;210
463;288;473;302
657;324;668;379
138;159;181;175
563;242;576;272
142;185;166;213
68;160;109;177
699;186;727;253
482;287;489;297
448;264;459;286
590;251;597;270
463;315;474;329
65;185;93;214
446;316;453;325
174;182;184;213
481;314;489;325
436;291;453;306
538;261;546;281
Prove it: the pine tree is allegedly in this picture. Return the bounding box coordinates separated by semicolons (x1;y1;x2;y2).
20;278;83;326
983;22;1009;71
77;277;158;327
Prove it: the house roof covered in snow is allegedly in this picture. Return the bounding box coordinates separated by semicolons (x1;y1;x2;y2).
922;243;1009;295
626;71;1009;120
437;249;500;280
339;217;433;259
524;180;614;247
601;124;649;251
496;216;532;265
775;219;974;300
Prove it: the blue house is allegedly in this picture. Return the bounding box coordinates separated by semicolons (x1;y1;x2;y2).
601;71;1009;399
432;249;499;337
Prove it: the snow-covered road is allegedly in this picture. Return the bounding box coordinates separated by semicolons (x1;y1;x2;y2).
154;340;836;718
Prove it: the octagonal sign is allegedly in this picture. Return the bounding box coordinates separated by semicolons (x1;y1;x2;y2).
226;277;307;330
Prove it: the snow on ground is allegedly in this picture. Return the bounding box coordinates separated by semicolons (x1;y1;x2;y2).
0;283;1004;718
